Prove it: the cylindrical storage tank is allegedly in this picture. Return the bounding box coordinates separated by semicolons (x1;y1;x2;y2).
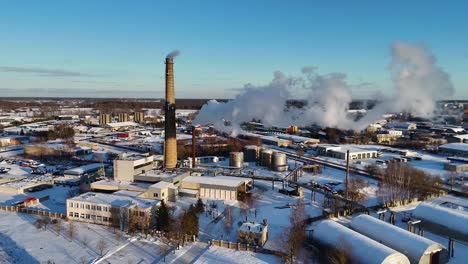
243;145;260;162
229;152;244;168
272;152;288;171
351;214;447;264
312;220;410;264
260;149;273;167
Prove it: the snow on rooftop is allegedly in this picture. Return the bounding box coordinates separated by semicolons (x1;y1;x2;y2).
105;121;139;128
413;202;468;237
439;143;468;152
351;214;445;263
64;163;102;175
68;192;159;209
239;222;266;233
149;181;175;189
312;220;410;264
183;175;250;187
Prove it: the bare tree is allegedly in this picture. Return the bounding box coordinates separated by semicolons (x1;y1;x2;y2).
81;235;90;247
348;178;369;202
79;256;87;264
68;221;76;241
97;238;107;256
284;199;308;262
223;206;234;236
52;219;62;236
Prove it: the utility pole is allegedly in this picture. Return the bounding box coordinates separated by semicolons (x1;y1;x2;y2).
346;150;350;200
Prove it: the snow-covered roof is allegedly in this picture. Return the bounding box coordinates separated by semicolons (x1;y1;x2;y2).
351;214;445;264
413;202;468;238
105;121;139;128
312;220;410;264
276;133;319;143
64;163;102;176
68;192;159;209
239;222;266;233
452;134;468;140
149;181;175;189
439;143;468;152
183;176;250;187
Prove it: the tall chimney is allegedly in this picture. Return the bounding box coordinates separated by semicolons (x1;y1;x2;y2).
164;57;177;169
192;126;196;168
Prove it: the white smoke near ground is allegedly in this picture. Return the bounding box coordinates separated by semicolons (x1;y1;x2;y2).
193;42;455;134
166;50;180;59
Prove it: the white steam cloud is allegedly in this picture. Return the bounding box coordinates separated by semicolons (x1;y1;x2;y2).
194;42;454;133
166;50;180;59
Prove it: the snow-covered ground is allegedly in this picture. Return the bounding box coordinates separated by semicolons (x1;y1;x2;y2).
194;246;281;264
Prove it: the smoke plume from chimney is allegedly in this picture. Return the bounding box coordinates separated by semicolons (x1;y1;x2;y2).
166;50;180;59
193;41;454;133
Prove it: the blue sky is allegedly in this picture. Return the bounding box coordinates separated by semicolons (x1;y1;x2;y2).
0;0;467;99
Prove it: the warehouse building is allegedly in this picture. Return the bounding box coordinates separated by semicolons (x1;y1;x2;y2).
438;143;468;158
351;214;447;264
181;176;252;201
312;220;410;264
316;145;378;160
413;202;468;243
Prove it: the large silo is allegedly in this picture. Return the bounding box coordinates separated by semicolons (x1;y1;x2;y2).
260;149;273;167
243;145;260;162
272;152;288;171
229;152;244;168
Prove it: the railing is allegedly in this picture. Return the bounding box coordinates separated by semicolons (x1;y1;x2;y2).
0;205;66;219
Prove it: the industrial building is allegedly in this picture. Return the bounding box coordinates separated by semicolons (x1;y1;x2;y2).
351;214;447;264
412;202;468;242
66;191;159;228
64;163;104;183
239;132;292;147
113;154;156;182
312;220;410;264
133;111;145;123
180;176;252;201
118;113;129;122
316;145;378;160
276;133;320;145
99;113;111;126
104;121;139;131
438;143;468;158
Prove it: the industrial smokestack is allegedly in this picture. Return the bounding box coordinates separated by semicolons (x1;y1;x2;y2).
164;56;177;169
191;126;196;168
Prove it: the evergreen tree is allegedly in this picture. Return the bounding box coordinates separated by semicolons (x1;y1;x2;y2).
156;200;171;232
195;198;205;213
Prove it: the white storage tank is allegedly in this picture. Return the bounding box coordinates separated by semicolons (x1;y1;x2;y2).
229;152;244;168
272;152;288;171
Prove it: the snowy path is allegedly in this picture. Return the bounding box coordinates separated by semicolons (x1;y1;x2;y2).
169;242;209;264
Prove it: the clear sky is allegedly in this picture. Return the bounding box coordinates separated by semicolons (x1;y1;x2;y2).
0;0;467;99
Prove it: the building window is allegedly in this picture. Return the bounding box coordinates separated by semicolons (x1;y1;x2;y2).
91;215;96;221
91;205;96;210
80;213;85;219
103;207;108;212
86;204;90;209
80;204;84;209
74;213;79;217
108;217;113;223
97;216;102;222
103;217;108;222
139;211;144;217
162;192;165;197
96;206;102;211
154;193;158;198
86;214;90;219
69;212;73;217
69;202;73;208
75;203;79;208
